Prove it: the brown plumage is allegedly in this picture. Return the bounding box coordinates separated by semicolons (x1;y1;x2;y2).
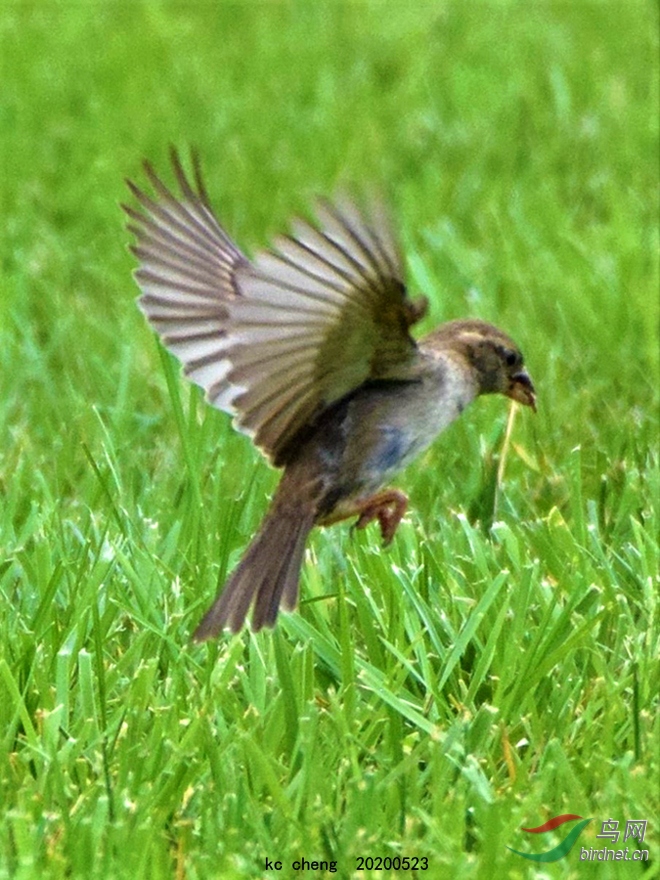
124;149;536;638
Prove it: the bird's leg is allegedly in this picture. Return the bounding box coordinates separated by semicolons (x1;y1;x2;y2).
352;489;408;546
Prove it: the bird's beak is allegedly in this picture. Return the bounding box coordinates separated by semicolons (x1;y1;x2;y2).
507;371;536;412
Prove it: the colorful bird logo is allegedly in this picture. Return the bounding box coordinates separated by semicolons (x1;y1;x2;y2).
507;814;593;862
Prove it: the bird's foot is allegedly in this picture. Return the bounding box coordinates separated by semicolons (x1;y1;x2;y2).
353;489;408;546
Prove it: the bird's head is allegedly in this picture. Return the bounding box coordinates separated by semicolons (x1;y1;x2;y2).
427;319;536;411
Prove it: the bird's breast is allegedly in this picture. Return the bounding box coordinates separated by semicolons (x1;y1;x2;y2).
344;363;477;491
303;358;477;521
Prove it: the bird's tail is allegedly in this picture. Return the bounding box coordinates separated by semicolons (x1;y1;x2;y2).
192;489;316;640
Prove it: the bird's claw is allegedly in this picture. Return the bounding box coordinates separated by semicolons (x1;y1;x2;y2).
352;489;409;546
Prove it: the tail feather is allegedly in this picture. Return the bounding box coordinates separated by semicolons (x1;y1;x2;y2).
252;513;311;630
192;499;315;640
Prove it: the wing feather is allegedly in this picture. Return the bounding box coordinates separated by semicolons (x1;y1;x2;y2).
125;151;426;465
124;149;248;411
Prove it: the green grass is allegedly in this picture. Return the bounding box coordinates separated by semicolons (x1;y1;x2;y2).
1;3;658;878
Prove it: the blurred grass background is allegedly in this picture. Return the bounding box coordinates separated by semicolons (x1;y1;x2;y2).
1;3;658;878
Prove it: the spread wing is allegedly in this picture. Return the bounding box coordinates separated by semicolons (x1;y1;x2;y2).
125;150;427;465
123;149;247;409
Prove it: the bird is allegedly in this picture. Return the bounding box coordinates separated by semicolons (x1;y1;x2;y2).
124;148;536;640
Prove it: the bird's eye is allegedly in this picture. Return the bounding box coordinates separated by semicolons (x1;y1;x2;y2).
503;349;519;367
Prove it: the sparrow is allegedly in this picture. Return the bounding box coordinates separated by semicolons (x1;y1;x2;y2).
124;149;536;640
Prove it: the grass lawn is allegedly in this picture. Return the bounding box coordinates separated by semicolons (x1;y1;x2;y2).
1;3;658;878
